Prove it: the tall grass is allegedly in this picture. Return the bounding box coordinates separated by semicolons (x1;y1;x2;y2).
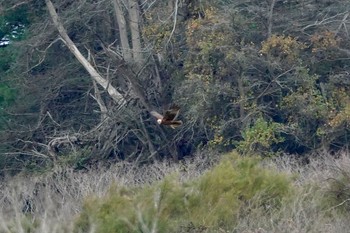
0;152;217;233
0;150;350;232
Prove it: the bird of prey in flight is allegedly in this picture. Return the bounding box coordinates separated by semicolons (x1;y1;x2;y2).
150;105;183;129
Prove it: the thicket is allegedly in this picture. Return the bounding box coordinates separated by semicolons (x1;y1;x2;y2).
0;1;350;172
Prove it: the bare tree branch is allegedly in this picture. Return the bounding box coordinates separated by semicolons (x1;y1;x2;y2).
45;0;126;107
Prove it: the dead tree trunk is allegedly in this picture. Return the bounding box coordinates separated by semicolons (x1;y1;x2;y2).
267;0;276;38
112;0;133;63
127;0;144;66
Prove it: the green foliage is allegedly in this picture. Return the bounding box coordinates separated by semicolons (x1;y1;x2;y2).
0;45;17;72
0;83;16;107
237;117;284;155
185;6;233;80
74;152;292;232
0;37;20;132
277;66;350;151
0;45;18;112
281;68;329;120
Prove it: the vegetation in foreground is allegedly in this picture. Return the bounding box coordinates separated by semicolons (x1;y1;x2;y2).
1;151;350;233
74;153;291;233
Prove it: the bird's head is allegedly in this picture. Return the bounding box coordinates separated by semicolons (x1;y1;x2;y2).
157;119;162;124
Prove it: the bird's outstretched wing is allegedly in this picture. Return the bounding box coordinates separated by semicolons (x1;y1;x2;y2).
150;111;163;120
163;105;180;121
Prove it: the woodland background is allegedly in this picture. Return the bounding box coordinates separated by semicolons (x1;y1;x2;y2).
1;0;350;232
1;0;350;172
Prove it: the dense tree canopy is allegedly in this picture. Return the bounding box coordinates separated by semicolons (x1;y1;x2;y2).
0;0;350;174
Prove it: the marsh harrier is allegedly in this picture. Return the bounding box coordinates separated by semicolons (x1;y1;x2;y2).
150;105;183;129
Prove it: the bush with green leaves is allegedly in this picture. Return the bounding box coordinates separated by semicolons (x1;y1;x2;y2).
236;117;285;156
74;152;292;232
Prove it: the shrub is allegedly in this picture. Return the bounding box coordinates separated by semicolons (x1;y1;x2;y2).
236;117;285;156
74;152;292;232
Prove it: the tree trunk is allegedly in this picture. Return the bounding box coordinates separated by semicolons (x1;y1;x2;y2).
112;0;133;63
45;0;126;106
127;0;144;65
267;0;276;38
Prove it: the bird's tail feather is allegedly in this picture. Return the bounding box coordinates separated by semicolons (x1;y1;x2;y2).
170;121;182;129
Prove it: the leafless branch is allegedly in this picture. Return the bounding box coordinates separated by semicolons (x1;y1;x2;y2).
302;12;349;31
3;1;31;12
27;37;62;73
336;12;349;37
